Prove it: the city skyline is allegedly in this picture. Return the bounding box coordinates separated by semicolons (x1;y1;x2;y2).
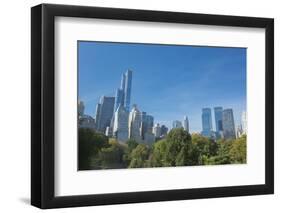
78;41;246;132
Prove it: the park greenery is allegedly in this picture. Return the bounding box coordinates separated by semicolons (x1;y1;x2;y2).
78;128;247;170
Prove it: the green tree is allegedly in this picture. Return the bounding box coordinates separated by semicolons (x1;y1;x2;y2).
99;139;126;169
150;139;168;167
129;144;150;168
206;139;232;165
126;139;139;152
230;135;247;163
191;134;217;156
191;134;218;165
122;139;139;166
150;128;192;167
165;128;192;166
175;144;191;166
78;128;108;170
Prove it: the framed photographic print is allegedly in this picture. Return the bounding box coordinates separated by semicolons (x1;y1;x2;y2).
31;3;274;209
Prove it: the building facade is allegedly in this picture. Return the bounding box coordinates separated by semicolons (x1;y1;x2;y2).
160;125;168;137
236;124;243;138
95;103;101;130
79;115;95;129
95;96;115;133
144;132;155;145
78;100;85;117
172;120;182;129
105;126;113;137
140;111;148;140
222;108;236;140
114;88;125;112
201;108;213;137
214;107;223;132
153;123;161;138
241;111;247;135
113;70;133;113
146;115;154;133
113;105;129;142
183;116;189;133
124;70;132;111
214;107;223;139
128;105;142;142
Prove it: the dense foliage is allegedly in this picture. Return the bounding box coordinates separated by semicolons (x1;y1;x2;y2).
78;128;247;170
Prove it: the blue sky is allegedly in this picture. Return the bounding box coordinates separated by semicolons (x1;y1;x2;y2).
78;41;246;132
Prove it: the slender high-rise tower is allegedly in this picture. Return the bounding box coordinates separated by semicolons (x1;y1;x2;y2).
78;100;85;117
95;103;101;130
241;111;247;135
113;105;129;142
222;109;236;140
128;104;142;141
201;108;213;137
121;73;126;90
114;88;124;112
95;96;115;133
124;70;132;111
214;107;223;132
172;120;182;129
114;70;132;112
183;116;189;133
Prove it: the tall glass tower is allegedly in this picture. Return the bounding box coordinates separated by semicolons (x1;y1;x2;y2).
128;104;142;141
95;96;115;133
113;105;129;142
214;107;223;132
241;111;247;135
183;116;189;133
124;69;132;111
222;108;236;139
172;120;182;129
201;108;213;137
114;88;124;112
114;70;132;112
121;73;126;90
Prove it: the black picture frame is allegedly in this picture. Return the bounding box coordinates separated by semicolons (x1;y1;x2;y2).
31;3;274;209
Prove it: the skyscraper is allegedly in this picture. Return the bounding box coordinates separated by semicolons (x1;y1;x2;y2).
160;125;168;136
95;103;101;130
172;120;182;129
105;126;113;137
214;107;223;132
79;115;95;129
146;115;154;133
114;88;124;112
78;100;85;117
124;70;132;111
140;113;155;138
236;124;243;138
128;104;142;142
153;123;161;138
95;96;115;133
114;70;132;112
121;73;126;90
140;112;148;140
201;108;213;137
78;101;95;129
222;109;236;140
241;111;247;135
144;132;155;145
113;105;129;142
183;116;189;133
142;113;155;144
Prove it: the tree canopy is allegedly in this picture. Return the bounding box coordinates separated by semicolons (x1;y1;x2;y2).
78;128;247;170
